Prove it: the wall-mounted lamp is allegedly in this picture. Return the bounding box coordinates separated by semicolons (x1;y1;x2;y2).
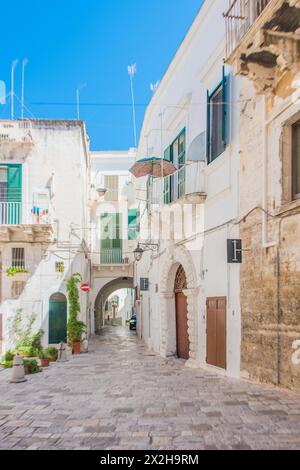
133;242;159;262
96;187;107;198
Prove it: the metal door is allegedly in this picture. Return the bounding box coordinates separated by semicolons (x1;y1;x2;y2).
206;297;227;369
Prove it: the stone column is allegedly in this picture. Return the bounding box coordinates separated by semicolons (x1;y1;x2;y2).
160;291;176;358
183;287;201;369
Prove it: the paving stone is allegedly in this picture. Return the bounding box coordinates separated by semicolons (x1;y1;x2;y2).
0;325;299;450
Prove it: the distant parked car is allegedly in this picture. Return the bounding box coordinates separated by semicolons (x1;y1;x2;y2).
129;315;137;331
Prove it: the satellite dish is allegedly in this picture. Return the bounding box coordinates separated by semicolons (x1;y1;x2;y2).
187;131;207;162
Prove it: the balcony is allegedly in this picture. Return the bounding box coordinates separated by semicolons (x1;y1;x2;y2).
149;161;207;210
0;202;53;242
224;0;300;94
93;248;134;278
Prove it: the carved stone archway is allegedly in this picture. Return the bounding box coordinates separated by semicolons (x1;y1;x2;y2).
159;245;200;368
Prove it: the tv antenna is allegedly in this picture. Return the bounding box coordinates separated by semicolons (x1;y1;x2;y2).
128;63;137;148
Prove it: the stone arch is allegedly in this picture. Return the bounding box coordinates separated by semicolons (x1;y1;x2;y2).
94;277;133;333
159;245;200;368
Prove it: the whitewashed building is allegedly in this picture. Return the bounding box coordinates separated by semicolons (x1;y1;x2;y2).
134;0;242;378
89;149;138;334
0;119;91;353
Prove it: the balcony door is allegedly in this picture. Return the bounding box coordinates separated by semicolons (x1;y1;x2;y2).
0;164;22;224
164;130;186;204
100;213;122;264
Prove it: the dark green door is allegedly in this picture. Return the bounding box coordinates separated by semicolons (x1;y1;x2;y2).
7;164;22;224
49;293;67;344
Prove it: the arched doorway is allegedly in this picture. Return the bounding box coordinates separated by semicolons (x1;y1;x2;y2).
49;292;67;344
94;277;134;334
174;265;189;360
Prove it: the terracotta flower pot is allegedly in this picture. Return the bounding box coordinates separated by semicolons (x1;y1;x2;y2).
24;365;30;375
72;341;81;355
40;358;50;367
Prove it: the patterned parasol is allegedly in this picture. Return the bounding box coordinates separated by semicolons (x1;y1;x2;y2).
129;157;177;178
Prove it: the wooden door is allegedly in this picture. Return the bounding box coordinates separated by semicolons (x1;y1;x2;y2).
49;293;67;344
175;292;189;360
206;297;226;369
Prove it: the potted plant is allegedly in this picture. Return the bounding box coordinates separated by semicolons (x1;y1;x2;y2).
44;347;58;362
0;350;15;368
23;359;41;374
39;350;50;367
66;273;87;355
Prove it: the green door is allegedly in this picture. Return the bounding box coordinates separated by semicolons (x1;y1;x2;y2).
100;213;122;263
49;293;67;344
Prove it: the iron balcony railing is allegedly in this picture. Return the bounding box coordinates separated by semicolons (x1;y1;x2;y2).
149;161;205;208
0;202;52;225
100;248;131;265
224;0;271;59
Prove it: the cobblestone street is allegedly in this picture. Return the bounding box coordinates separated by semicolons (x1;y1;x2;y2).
0;326;300;450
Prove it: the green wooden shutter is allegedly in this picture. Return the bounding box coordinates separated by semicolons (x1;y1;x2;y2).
7;164;22;224
164;146;172;204
207;90;211;164
222;66;230;149
128;208;139;240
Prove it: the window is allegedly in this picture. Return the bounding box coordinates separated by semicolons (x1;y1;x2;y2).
292;120;300;200
128;208;140;240
104;175;119;202
207;69;230;163
55;262;65;273
12;247;25;269
0;164;22;224
164;129;186;204
11;281;26;299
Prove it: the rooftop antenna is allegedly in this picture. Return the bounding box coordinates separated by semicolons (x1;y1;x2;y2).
21;58;28;119
150;81;160;94
76;83;87;120
11;59;18;120
128;63;137;148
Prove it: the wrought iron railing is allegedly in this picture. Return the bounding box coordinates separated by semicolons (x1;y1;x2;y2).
149;161;205;208
224;0;271;59
0;202;51;225
100;248;131;265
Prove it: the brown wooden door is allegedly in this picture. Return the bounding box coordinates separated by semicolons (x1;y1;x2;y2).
175;292;189;360
206;297;226;369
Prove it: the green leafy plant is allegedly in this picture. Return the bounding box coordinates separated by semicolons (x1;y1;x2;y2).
8;310;44;357
3;350;14;362
0;360;13;368
43;347;58;361
23;359;41;374
6;267;28;277
66;273;87;346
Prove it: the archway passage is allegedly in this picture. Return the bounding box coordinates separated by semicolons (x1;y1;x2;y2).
94;277;134;334
49;292;67;344
174;265;189;360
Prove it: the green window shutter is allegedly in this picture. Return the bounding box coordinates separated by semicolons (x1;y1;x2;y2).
222;67;230;149
128;208;139;240
7;164;22;224
206;90;211;163
164;146;172;204
7;164;22;202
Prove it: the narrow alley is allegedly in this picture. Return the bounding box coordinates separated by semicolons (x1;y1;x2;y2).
0;327;300;450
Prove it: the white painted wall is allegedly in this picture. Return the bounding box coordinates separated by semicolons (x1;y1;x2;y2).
135;0;241;378
0;120;90;351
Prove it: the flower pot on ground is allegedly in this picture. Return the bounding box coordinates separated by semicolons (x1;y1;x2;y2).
39;349;52;367
44;347;58;362
23;359;42;374
72;341;81;355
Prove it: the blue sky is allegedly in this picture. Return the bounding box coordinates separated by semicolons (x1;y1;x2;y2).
0;0;202;150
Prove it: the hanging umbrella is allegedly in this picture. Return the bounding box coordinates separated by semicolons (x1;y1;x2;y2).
129;157;177;179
